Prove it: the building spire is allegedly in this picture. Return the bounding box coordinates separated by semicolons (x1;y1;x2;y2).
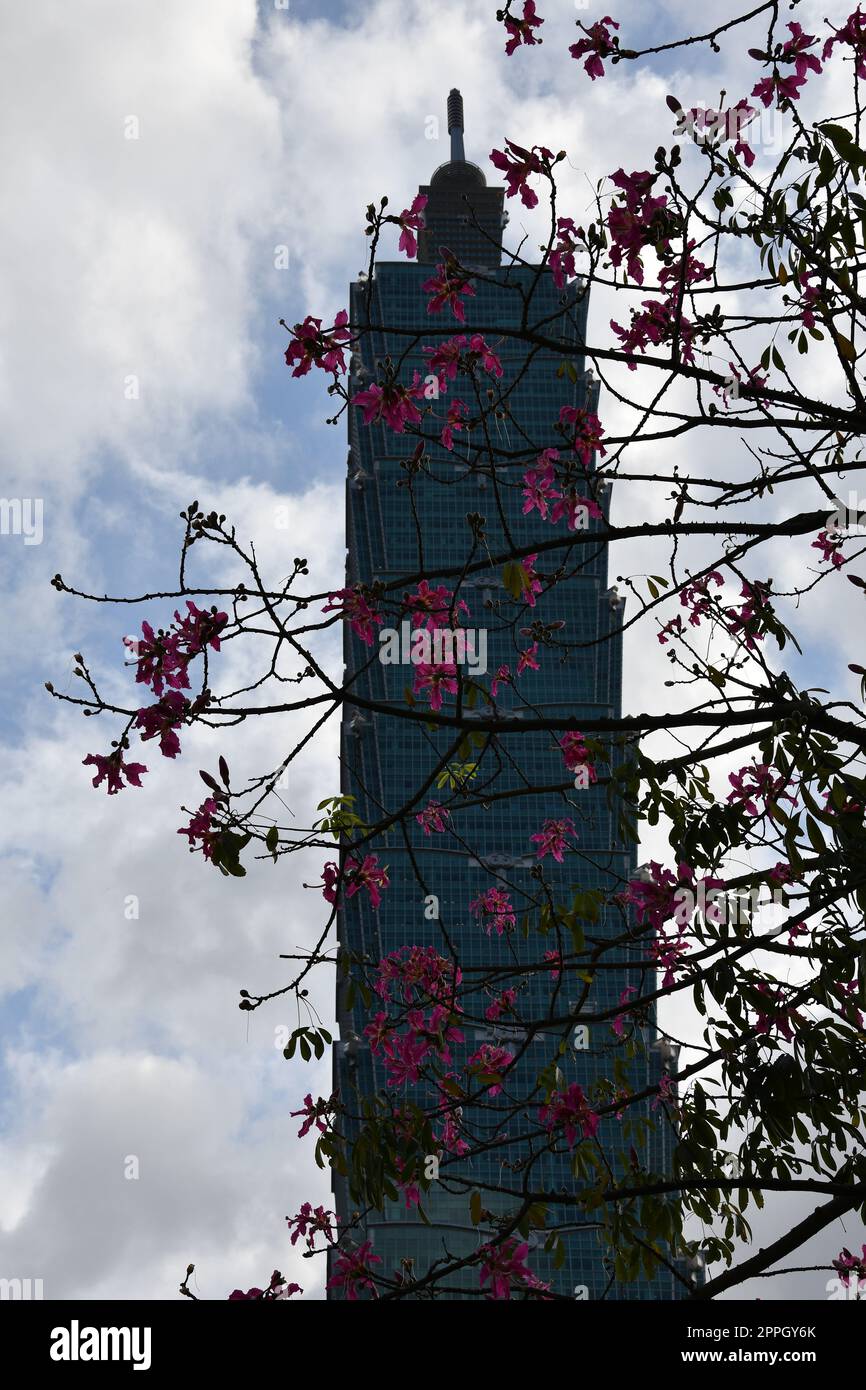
447;88;465;163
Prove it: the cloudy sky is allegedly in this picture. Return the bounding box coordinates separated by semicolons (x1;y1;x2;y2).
0;0;861;1302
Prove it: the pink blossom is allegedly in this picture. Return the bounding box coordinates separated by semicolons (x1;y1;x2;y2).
423;333;503;381
396;194;427;258
172;601;228;659
402;580;469;631
421;254;476;322
490;663;512;696
290;1093;337;1140
522;454;560;520
560;730;597;782
323;586;383;646
569;16;620;80
679;570;724;628
413;660;458;711
727;763;797;819
485;987;518;1022
832;1244;866;1287
559;406;606;468
374;945;461;1006
326;1241;381;1301
134;690;188;759
550;217;583;288
228;1270;301;1300
467;1043;514;1095
503;0;544;55
607;168;668;284
284;310;350;377
611;297;696;369
824;8;866;79
539;1082;599;1144
177;797;219;859
724;579;772;649
352;375;424;432
812;530;845;569
519;554;543;607
321;855;389;909
479;1238;551;1299
470;887;517;936
612;984;638;1037
530;817;576;862
416;800;450;835
287;1203;336;1250
125;621;188;698
82;750;147;795
657;615;684;646
517;642;540;674
470;888;516;938
441;397;469;451
489;139;552;209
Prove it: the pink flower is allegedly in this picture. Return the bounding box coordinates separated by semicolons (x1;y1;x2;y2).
522;454;560;520
125;621;188;698
727;763;797;819
560;730;597;782
611;297;696;369
321;855;389;909
559;405;606;468
657;615;684;646
612;984;638;1037
172;600;228;658
421;253;476;322
832;1244;866;1287
441;397;469;451
503;0;544;56
134;690;188;759
413;660;458;711
374;946;461;1006
323;586;383;646
470;887;516;936
550;218;583;288
724;579;772;649
651;1073;676;1112
479;1238;551;1300
82;750;147;795
435;1111;469;1156
396;194;427;258
287;1203;336;1250
489;139;552;209
228;1270;301;1300
352;375;424;432
606;168;668;284
467;1043;514;1095
530;817;576;862
517;643;540;674
485;987;518;1022
752;72;807;107
326;1241;381;1301
679;570;724;628
284;310;350;376
423;333;503;382
539;1082;599;1144
177;797;219;859
519;554;543;607
824;8;866;79
403;580;468;631
416;800;450;835
569;16;620;80
490;663;512;696
290;1093;337;1140
812;530;845;569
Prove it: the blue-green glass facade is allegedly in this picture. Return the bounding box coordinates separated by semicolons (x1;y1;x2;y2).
329;136;683;1300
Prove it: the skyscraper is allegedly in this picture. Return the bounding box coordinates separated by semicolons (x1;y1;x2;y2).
329;92;682;1300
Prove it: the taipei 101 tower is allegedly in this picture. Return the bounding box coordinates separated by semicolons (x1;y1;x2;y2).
328;91;683;1300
